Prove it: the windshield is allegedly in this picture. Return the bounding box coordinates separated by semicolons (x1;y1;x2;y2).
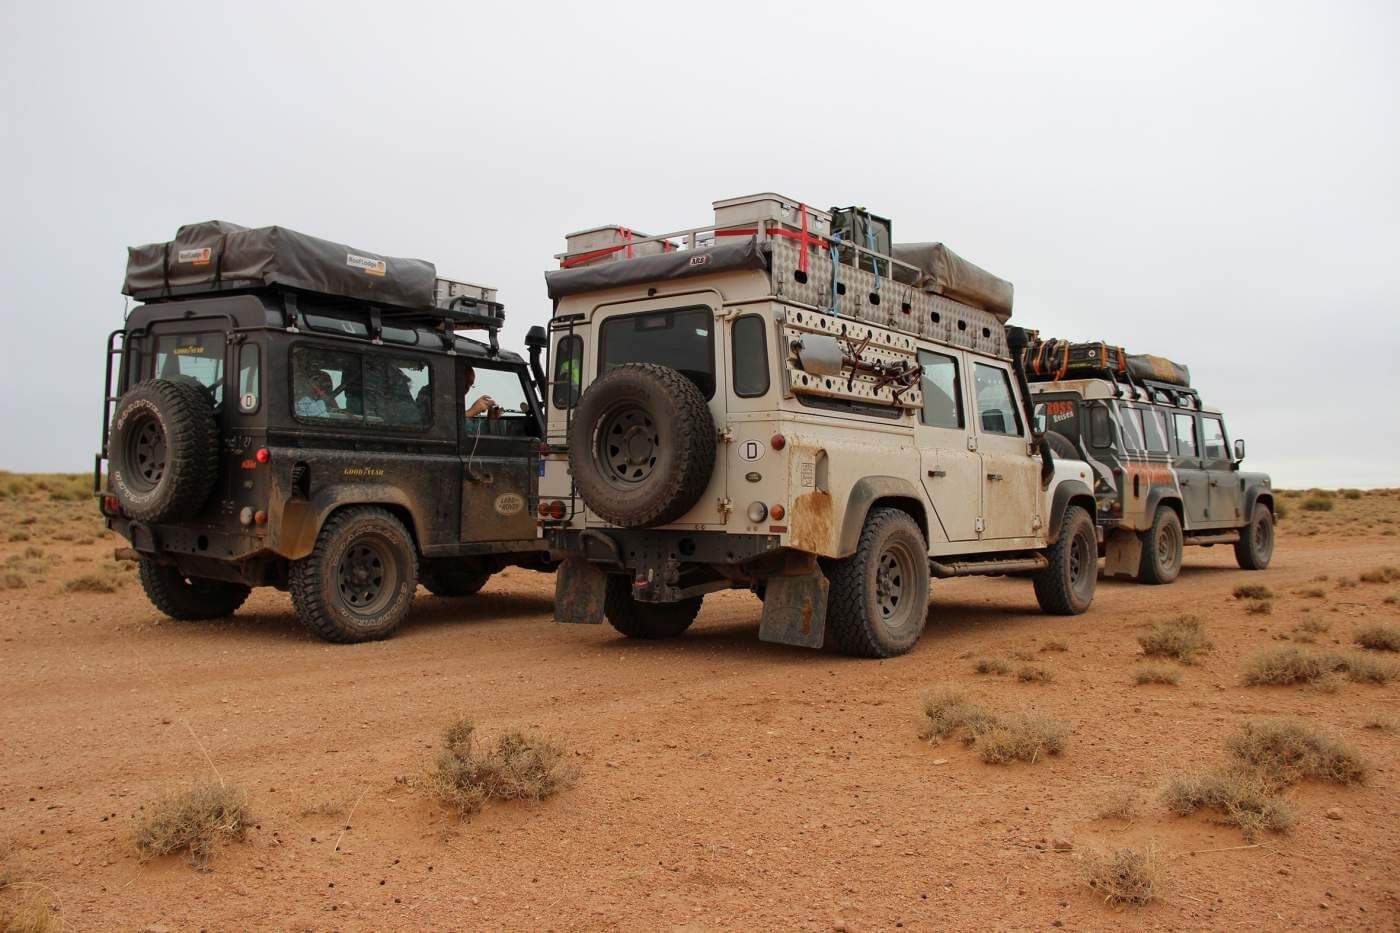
599;306;715;398
1034;398;1079;442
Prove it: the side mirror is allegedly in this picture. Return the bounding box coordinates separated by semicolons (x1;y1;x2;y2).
1233;438;1246;462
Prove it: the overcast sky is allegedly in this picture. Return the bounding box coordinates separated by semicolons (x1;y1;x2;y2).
1;1;1395;486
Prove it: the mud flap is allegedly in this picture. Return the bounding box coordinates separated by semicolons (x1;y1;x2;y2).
759;568;829;649
1103;528;1142;578
555;557;607;625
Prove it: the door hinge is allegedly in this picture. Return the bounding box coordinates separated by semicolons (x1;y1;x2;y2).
975;517;985;534
718;426;734;443
967;437;978;452
717;497;733;518
1032;514;1043;530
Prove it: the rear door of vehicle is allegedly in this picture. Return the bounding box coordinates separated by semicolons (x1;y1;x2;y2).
915;348;981;541
1171;411;1211;528
458;360;540;542
971;359;1040;539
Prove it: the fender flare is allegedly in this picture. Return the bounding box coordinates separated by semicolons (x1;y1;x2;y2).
837;476;928;557
1047;479;1095;543
1244;485;1274;521
270;483;427;561
1142;488;1185;529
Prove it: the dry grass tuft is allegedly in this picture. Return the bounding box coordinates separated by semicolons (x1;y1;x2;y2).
1359;566;1400;584
919;690;1068;764
1015;663;1056;684
1336;576;1357;589
1301;496;1334;512
1082;843;1165;906
63;573;119;594
1163;769;1296;841
133;780;252;869
1362;715;1397;733
1298;587;1327;599
1133;663;1182;686
1297;617;1331;634
1337;652;1400;684
1008;649;1037;662
972;657;1010;675
3;889;60;933
1138;615;1212;664
1039;639;1070;653
298;797;348;819
1242;647;1331;686
1094;788;1142;821
1245;600;1273;616
1225;718;1367;786
1233;584;1275;600
425;718;576;818
1355;624;1400;652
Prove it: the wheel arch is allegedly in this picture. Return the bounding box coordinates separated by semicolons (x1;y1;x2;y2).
1144;489;1185;527
272;485;427;561
1047;479;1096;543
1245;487;1275;521
836;476;929;557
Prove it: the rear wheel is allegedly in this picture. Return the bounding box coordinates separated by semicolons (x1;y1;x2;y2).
1136;505;1183;585
1034;505;1097;615
603;575;702;639
138;561;250;620
1234;503;1274;570
827;508;930;658
289;507;418;643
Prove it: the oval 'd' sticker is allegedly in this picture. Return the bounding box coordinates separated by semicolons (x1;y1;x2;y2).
738;439;765;463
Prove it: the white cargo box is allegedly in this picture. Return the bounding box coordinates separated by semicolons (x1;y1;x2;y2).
713;193;832;238
562;225;673;267
434;277;498;308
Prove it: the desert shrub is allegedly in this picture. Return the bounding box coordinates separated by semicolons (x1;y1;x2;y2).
298;797;348;818
1359;566;1400;584
1363;716;1397;733
1233;584;1274;600
1225;718;1366;785
6;531;30;542
1297;617;1331;634
1342;489;1363;500
920;691;1067;764
1336;576;1357;589
1008;649;1036;662
972;657;1010;675
1164;769;1296;841
1016;664;1055;684
1384;595;1398;606
1355;624;1400;652
1040;639;1069;653
1301;497;1334;512
1298;587;1327;599
1335;652;1400;684
63;573;118;594
1133;663;1181;686
2;573;26;590
133;780;252;869
1137;615;1211;664
1273;500;1288;520
425;718;575;818
1082;843;1164;906
3;889;60;932
1094;789;1142;821
1242;647;1332;686
1245;600;1273;616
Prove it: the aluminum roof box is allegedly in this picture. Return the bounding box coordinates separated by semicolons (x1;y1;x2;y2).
712;193;832;238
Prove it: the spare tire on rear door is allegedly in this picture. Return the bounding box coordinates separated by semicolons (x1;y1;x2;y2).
568;363;716;528
107;379;219;523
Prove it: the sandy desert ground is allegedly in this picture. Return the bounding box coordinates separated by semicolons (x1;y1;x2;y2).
2;479;1399;931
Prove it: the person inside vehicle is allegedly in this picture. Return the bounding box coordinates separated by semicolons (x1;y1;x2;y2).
464;366;501;419
295;366;331;417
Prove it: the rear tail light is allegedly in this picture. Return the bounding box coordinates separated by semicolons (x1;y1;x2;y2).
770;504;785;520
538;500;567;520
255;448;271;464
103;495;120;515
770;434;786;450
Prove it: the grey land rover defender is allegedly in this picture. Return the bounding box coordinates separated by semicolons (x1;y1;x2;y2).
98;221;552;642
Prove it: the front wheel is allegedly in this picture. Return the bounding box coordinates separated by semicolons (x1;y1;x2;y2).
1234;503;1274;570
1136;505;1183;585
1034;504;1097;615
289;507;419;643
138;561;250;620
826;508;930;658
603;575;702;639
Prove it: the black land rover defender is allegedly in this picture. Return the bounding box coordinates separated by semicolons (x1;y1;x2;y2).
98;221;551;642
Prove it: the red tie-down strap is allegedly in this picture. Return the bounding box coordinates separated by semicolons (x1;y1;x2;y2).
798;203;810;274
619;227;634;259
714;206;827;269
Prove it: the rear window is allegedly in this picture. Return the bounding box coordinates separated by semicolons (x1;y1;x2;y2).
154;332;224;406
290;345;432;430
599;306;715;399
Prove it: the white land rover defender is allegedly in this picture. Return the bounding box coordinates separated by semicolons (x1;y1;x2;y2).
537;195;1099;658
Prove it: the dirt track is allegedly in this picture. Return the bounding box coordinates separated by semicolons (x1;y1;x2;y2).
3;496;1399;931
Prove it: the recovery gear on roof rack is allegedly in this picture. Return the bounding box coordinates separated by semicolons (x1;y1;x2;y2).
1019;332;1191;388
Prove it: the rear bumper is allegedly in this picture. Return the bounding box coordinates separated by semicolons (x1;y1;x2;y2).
548;528;781;569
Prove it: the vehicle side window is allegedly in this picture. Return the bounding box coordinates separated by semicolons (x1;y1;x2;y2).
1088;403;1114;448
918;350;962;429
154;332;224;407
1173;413;1198;459
1202;416;1228;464
1119;407;1145;451
731;315;769;398
237;344;260;413
464;365;538;438
972;363;1021;436
599;305;715;399
552;334;582;409
1142;408;1169;453
290;346;431;430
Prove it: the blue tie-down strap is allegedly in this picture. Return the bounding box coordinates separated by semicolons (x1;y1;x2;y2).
865;224;881;291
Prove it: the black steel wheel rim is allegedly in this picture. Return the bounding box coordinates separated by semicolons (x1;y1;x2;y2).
336;536;399;617
596;403;660;489
125;413;167;492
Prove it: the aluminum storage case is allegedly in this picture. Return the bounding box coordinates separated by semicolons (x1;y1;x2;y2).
712;193;833;238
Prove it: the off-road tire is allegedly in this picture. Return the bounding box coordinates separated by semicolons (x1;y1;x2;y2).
568;363;716;528
289;507;418;643
1033;504;1097;615
1136;505;1183;585
138;560;251;620
826;508;931;658
1044;431;1079;461
603;575;702;639
108;379;219;523
1234;503;1274;570
421;562;491;597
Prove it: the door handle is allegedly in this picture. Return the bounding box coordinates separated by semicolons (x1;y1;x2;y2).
986;473;1003;481
1209;479;1220;487
927;469;946;478
1180;479;1191;486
